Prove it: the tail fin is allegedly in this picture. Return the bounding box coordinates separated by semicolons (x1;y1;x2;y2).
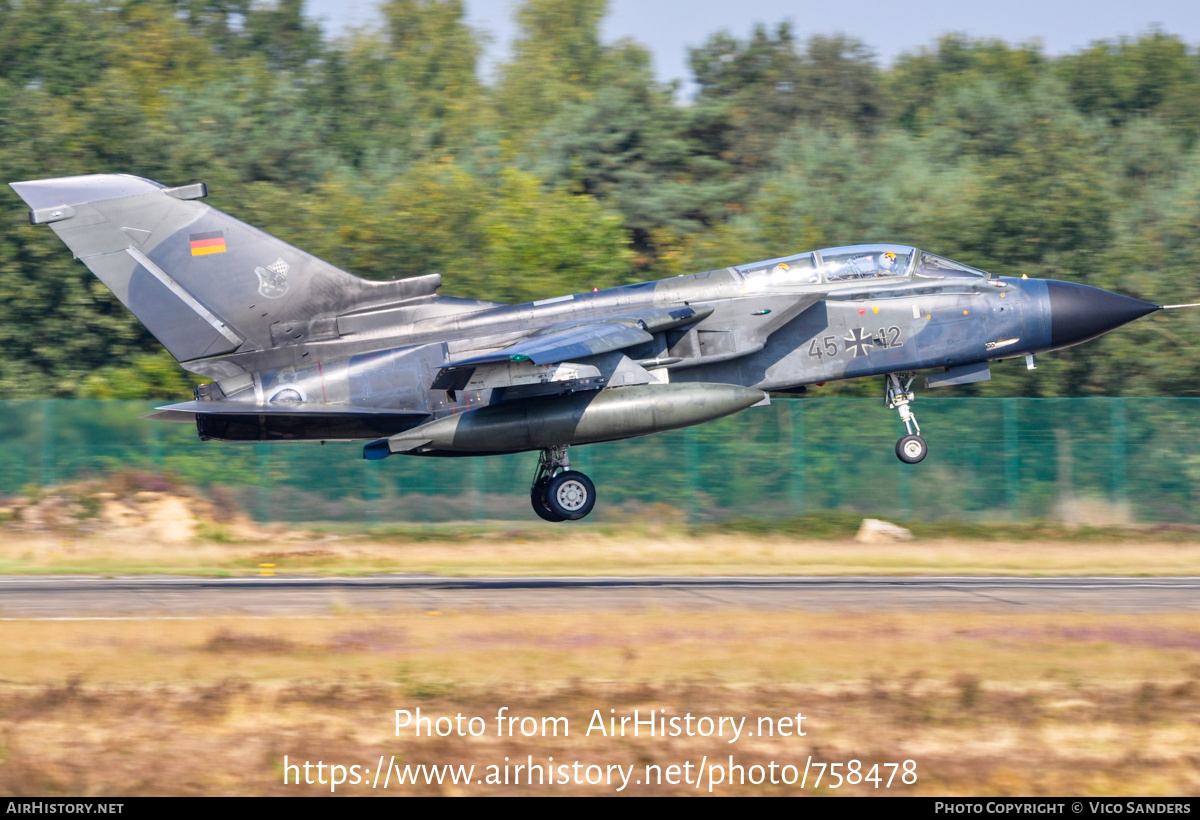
10;174;441;363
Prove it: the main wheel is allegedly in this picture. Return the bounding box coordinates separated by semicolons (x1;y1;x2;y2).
544;471;597;521
531;477;565;522
896;434;928;464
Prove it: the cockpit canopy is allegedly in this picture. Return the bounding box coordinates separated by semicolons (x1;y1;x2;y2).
733;245;989;289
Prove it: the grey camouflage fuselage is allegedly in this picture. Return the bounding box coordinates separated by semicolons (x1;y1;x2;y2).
10;174;1163;518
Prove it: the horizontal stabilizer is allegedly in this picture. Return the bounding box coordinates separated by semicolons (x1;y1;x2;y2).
140;409;198;423
12;174;165;212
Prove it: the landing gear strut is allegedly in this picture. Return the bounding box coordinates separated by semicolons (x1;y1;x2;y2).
530;445;597;522
886;373;927;464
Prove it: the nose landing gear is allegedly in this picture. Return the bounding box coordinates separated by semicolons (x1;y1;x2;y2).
530;445;597;521
886;373;927;464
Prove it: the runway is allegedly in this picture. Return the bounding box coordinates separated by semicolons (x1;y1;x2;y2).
1;575;1198;617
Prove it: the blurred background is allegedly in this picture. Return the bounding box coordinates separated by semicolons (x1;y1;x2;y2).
2;397;1198;526
3;0;1200;522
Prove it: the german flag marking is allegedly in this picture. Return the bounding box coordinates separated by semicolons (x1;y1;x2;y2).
189;231;226;256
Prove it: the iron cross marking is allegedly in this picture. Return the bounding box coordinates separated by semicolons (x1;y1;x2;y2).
844;326;872;357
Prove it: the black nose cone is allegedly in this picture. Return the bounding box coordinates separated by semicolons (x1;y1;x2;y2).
1047;280;1159;349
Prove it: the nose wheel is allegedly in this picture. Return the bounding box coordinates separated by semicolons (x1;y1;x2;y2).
530;445;597;521
896;433;928;464
886;373;927;464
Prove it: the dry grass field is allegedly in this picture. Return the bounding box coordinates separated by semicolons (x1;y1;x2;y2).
2;609;1199;796
0;530;1198;577
2;515;1197;796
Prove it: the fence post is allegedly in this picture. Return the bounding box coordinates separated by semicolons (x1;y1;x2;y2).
255;442;271;523
40;399;56;488
149;415;163;472
1111;398;1127;510
471;457;485;523
364;456;381;527
684;427;699;524
1003;398;1019;521
789;402;805;515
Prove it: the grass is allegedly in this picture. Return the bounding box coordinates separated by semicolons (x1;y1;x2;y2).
333;513;1200;543
1;610;1198;795
0;527;1197;577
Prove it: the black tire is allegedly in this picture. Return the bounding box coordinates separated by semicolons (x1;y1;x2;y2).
530;478;565;522
896;434;928;464
544;471;597;521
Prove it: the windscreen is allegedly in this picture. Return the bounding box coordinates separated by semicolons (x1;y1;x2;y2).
912;252;988;279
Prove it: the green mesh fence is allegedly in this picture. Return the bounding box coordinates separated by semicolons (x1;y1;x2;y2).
1;398;1196;524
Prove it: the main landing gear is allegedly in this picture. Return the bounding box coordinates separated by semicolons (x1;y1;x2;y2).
886;373;928;464
530;445;597;522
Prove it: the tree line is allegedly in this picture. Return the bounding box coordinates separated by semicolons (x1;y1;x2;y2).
1;0;1199;399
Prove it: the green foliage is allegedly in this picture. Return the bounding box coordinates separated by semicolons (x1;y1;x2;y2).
530;77;737;269
374;0;487;155
691;26;882;131
0;0;1198;399
78;352;197;400
496;0;610;137
887;34;1047;132
301;162;492;284
1057;30;1200;140
479;168;633;300
0;0;117;95
750;129;962;252
960;82;1113;279
689;25;883;172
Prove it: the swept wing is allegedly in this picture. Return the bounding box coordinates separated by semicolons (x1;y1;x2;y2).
431;305;713;392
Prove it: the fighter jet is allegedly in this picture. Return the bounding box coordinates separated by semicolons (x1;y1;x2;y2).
11;173;1188;521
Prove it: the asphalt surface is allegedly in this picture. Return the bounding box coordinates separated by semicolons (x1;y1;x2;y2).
1;575;1198;617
